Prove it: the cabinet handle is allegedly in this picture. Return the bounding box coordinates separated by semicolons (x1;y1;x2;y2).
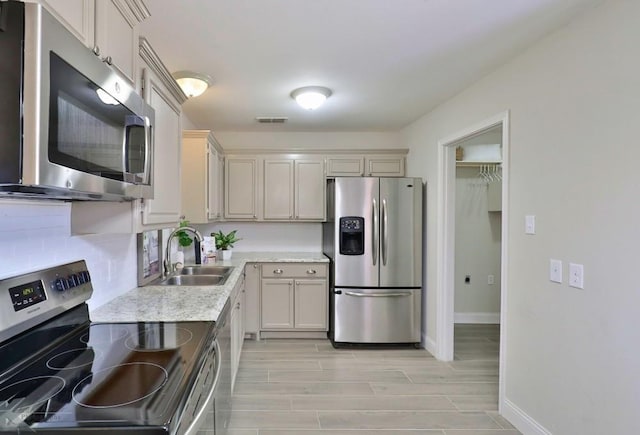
306;269;316;275
236;302;240;309
92;45;100;56
296;281;300;285
273;269;283;275
102;55;113;65
253;264;258;269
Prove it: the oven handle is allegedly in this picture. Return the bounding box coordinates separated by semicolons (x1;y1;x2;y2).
184;339;221;435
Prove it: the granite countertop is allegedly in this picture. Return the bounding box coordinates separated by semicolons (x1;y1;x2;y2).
90;251;328;323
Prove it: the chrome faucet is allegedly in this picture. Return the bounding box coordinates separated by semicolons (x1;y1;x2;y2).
164;226;204;276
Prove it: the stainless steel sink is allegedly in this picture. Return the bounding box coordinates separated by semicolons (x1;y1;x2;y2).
180;266;233;277
156;274;226;286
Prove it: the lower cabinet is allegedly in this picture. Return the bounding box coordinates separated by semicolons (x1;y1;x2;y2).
229;270;245;391
259;263;328;333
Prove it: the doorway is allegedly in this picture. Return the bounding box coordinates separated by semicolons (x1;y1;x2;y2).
435;111;509;412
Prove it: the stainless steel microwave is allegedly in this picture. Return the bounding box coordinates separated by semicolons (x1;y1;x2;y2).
0;1;154;200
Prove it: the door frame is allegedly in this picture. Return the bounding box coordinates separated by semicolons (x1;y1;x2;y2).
435;110;509;411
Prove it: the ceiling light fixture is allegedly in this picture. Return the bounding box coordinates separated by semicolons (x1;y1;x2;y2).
290;86;332;110
172;70;213;98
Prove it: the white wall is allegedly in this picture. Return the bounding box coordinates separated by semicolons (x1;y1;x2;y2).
454;166;501;322
403;0;640;433
214;131;403;151
0;201;137;311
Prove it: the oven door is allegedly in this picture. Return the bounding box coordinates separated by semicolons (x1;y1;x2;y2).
181;339;221;435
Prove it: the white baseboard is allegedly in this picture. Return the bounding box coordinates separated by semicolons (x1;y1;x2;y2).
423;335;437;357
502;398;551;435
454;312;500;324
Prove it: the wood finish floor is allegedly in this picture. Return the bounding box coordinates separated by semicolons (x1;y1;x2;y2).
206;324;520;434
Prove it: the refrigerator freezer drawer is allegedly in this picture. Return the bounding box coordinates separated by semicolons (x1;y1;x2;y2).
333;288;421;344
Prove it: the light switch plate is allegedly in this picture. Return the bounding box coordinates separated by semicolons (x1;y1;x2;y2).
569;263;584;289
525;215;536;235
550;259;562;283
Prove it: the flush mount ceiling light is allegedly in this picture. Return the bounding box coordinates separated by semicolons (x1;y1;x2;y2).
172;70;213;98
290;86;332;110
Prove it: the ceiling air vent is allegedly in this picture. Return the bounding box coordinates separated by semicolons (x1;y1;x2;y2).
255;117;288;124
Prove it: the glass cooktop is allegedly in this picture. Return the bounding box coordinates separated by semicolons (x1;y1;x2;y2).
0;305;214;434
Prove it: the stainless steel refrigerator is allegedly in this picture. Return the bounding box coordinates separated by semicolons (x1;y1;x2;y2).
323;177;422;345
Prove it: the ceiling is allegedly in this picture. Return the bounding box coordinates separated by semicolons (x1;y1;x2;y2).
139;0;600;132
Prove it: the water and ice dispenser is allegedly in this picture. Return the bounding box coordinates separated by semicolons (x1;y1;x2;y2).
339;217;364;255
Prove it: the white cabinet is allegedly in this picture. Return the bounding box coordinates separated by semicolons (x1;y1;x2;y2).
137;39;184;228
70;38;185;234
225;158;259;220
326;153;407;177
295;159;325;220
263;159;293;220
244;263;260;337
181;131;224;223
41;0;149;86
40;0;95;47
262;157;325;221
260;263;328;332
230;270;245;391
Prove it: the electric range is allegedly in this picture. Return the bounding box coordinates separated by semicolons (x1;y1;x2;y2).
0;261;219;434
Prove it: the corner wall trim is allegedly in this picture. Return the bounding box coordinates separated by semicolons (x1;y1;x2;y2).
454;312;500;324
502;398;552;435
424;335;437;357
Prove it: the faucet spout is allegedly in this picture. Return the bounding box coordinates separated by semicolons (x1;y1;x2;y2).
164;226;204;276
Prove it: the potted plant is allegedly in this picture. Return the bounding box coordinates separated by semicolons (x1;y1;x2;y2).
212;229;241;260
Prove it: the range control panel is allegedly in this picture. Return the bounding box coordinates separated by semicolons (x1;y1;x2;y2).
0;261;93;343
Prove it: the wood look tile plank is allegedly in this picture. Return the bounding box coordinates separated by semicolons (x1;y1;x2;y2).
290;395;456;411
234;382;375;396
371;382;499;396
448;395;499;411
317;410;501;430
268;369;411;383
260;430;445;435
229;410;320;429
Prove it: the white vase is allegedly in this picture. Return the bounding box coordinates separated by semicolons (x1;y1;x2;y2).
219;249;232;260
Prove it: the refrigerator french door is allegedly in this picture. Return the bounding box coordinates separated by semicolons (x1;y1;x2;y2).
324;177;422;345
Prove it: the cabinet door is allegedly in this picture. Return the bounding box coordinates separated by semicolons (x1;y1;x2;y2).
230;298;239;389
263;159;294;220
366;156;405;177
225;158;258;219
295;159;325;220
95;0;139;85
217;154;225;219
294;280;328;330
42;0;95;48
326;156;364;177
260;279;294;329
140;67;182;227
244;263;260;335
207;146;218;220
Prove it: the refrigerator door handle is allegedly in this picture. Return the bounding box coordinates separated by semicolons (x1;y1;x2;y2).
372;197;379;266
344;291;412;298
381;198;388;266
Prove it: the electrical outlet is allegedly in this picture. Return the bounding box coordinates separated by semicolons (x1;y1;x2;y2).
549;259;562;283
488;275;495;285
569;263;584;289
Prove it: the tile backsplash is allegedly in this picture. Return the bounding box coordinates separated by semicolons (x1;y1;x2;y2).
0;200;137;311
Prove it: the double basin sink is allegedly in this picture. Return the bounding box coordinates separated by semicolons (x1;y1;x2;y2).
156;265;234;286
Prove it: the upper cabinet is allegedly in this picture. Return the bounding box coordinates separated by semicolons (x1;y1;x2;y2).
138;38;187;228
325;152;407;177
181;130;225;224
225;157;259;220
40;0;150;86
262;158;325;221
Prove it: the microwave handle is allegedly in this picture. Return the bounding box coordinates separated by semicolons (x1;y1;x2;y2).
143;116;152;185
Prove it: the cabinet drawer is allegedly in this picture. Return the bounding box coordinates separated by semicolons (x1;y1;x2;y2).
261;263;327;278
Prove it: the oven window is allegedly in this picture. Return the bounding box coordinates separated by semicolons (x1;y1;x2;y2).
48;52;147;184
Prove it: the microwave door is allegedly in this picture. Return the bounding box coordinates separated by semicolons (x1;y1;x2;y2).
123;115;147;183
